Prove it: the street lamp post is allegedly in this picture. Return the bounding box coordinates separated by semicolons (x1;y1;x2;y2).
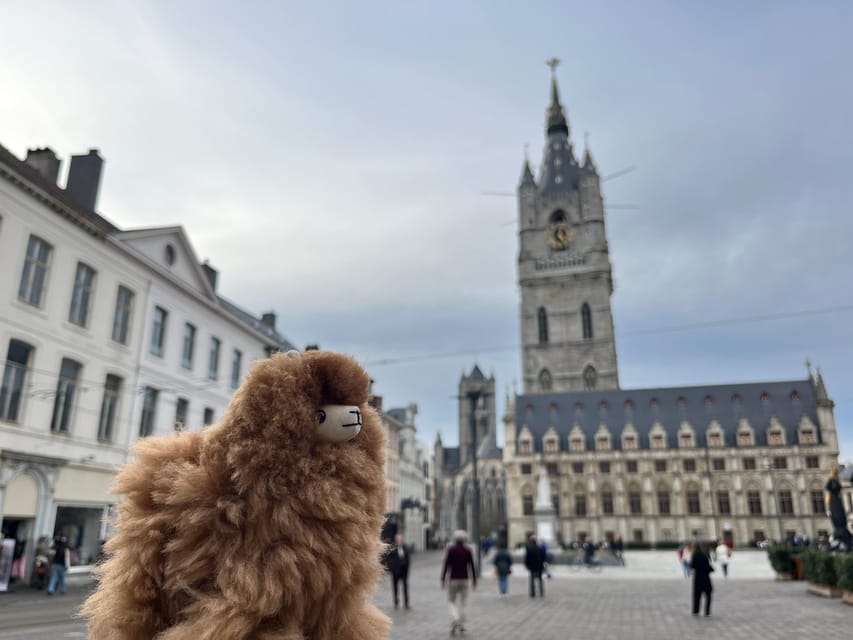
468;391;482;576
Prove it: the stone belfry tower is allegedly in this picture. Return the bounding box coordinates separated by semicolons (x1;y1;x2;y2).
518;62;619;393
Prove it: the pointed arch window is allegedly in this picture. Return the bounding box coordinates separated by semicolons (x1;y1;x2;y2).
537;307;549;344
583;365;597;391
581;303;593;340
539;369;552;392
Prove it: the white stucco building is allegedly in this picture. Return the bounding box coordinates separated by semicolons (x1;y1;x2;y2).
389;404;428;550
0;144;294;583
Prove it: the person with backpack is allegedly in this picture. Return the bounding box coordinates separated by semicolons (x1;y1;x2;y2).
492;544;513;597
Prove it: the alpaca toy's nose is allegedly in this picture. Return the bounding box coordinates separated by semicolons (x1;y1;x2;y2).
316;405;362;443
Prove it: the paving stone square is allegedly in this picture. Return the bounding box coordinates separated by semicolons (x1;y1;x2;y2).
375;551;852;640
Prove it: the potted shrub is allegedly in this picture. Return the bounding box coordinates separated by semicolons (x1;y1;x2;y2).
804;551;841;598
836;555;853;605
767;546;794;580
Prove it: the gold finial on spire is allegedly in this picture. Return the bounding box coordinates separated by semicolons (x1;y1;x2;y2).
546;57;561;75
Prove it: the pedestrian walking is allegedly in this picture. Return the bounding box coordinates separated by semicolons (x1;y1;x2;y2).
46;535;70;595
384;534;411;609
441;530;477;636
680;543;693;578
614;536;625;566
525;535;545;598
492;544;513;597
715;540;731;578
690;543;714;616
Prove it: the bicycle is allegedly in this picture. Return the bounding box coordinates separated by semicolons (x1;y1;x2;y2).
568;551;603;572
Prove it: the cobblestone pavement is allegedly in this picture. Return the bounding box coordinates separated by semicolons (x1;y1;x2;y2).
2;552;850;638
376;552;852;640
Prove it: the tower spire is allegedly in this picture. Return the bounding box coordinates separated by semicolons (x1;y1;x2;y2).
582;131;597;172
520;143;535;186
545;58;569;137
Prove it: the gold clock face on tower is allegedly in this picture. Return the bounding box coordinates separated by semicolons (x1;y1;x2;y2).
547;221;574;250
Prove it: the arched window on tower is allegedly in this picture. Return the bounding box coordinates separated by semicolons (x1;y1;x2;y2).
539;369;552;392
583;365;597;391
581;303;593;340
538;307;548;344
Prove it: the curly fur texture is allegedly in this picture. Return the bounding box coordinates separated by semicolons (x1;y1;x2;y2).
83;351;390;640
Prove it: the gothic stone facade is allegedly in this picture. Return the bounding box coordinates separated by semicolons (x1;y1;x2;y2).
433;366;506;543
504;71;841;549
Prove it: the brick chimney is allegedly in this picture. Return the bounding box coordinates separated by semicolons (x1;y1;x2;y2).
24;148;61;184
65;149;104;211
201;261;218;291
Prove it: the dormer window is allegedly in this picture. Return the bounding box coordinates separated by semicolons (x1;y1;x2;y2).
651;434;665;449
570;436;585;452
680;433;694;448
708;432;723;448
597;436;611;451
519;440;532;455
738;430;754;446
768;429;784;446
545;438;559;453
800;429;816;445
623;435;637;450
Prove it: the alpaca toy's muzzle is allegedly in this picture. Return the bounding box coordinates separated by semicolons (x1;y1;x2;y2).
316;405;363;442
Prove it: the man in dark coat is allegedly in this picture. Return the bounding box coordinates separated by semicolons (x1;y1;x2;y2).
525;535;545;598
689;543;714;616
384;534;411;609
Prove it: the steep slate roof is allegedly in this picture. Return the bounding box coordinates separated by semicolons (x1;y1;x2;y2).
217;296;296;351
386;408;407;425
516;379;819;452
477;437;503;460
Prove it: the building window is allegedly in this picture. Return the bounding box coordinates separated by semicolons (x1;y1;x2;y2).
743;457;756;471
738;431;753;446
182;323;196;369
139;387;159;437
552;495;560;516
629;491;642;514
231;349;242;389
632;529;644;543
68;262;96;327
602;491;614;514
203;407;214;426
583;365;597;391
626;460;638;474
679;433;693;448
538;369;552;392
806;456;819;469
654;460;667;473
623;435;637;450
572;462;584;474
523;495;534;516
800;429;816;445
50;359;82;433
570;437;584;452
747;490;762;515
683;459;696;473
0;340;33;422
544;437;559;453
773;457;787;470
18;235;52;307
97;374;122;441
150;307;168;356
708;432;723;447
768;430;784;446
546;463;559;476
779;490;794;515
599;461;611;474
575;495;587;517
581;303;593;340
657;491;671;515
519;440;532;455
597;436;611;451
521;463;532;475
711;492;728;516
811;490;825;514
111;286;134;344
175;397;189;431
712;458;725;471
208;337;221;380
686;491;701;514
537;307;548;344
651;434;665;449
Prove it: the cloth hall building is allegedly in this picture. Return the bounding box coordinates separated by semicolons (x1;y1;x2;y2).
499;70;842;549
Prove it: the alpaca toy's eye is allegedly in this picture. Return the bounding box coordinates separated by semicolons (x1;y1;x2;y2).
316;410;326;424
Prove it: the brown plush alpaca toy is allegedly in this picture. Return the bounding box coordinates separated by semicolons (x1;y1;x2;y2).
83;350;390;640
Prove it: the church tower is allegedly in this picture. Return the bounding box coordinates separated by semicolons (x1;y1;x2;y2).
518;64;619;393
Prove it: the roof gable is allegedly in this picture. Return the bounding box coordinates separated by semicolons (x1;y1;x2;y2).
116;226;216;300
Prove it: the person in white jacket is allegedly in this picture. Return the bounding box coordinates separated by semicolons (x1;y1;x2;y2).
715;541;731;578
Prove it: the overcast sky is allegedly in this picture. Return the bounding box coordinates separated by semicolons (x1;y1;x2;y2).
2;1;851;459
